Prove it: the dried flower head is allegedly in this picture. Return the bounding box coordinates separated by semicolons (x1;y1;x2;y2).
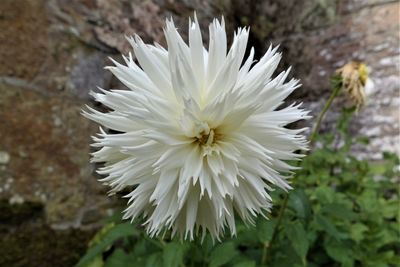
336;61;372;110
83;16;309;240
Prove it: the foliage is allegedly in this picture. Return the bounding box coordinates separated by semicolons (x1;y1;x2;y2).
77;108;399;267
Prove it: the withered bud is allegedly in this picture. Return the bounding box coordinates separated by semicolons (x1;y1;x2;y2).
336;61;371;111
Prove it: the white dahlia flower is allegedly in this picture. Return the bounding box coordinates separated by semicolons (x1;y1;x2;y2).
83;16;309;240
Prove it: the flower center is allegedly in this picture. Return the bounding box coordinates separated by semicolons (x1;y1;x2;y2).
197;129;215;146
192;121;222;147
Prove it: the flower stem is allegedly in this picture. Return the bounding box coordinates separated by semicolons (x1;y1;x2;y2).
261;242;268;265
261;79;342;265
308;81;342;147
262;193;289;265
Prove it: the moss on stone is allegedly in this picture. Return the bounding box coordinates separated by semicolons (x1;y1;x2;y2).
0;199;43;225
0;199;95;267
0;226;94;267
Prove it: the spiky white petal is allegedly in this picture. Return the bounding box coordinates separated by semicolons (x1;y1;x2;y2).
83;16;310;240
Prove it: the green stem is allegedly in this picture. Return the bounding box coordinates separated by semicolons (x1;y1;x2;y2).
261;80;342;265
308;84;342;147
261;242;268;265
261;194;289;265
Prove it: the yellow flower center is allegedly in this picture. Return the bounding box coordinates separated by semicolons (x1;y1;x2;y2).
358;63;368;86
197;128;215;145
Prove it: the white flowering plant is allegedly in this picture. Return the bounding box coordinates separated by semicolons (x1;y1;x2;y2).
77;105;399;266
78;15;400;267
83;15;309;240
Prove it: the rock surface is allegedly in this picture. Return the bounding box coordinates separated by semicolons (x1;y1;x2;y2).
0;0;398;265
0;0;48;80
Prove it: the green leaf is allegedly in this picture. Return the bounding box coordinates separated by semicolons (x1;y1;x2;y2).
350;223;368;243
257;218;276;243
209;242;238;267
314;186;335;204
145;252;163;267
324;238;354;267
382;199;400;219
86;257;104;267
104;249;137;267
236;223;260;245
358;190;380;216
315;214;342;240
356;136;369;145
289;189;311;220
162;242;187;267
233;260;256;267
370;228;399;248
76;223;139;267
286;221;309;265
322;203;357;220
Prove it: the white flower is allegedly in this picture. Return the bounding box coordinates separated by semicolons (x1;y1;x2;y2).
83;15;309;240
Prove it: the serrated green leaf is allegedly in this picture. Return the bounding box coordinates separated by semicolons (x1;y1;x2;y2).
76;223;139;267
286;221;309;265
382;199;400;219
145;252;163;267
324;239;354;267
86;257;104;267
289;189;311;220
104;249;137;267
350;223;368;243
131;239;147;257
371;228;399;247
209;242;238;267
235;224;259;245
257;218;276;243
162;242;187;267
315;214;342;240
314;186;335;204
322;203;357;220
233;260;256;267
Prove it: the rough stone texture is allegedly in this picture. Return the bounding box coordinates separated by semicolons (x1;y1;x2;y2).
234;0;399;159
0;83;113;226
0;0;398;265
0;199;95;267
67;52;112;99
0;81;113;264
0;0;48;80
94;0;166;53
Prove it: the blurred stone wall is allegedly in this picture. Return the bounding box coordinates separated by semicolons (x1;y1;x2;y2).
0;0;398;266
